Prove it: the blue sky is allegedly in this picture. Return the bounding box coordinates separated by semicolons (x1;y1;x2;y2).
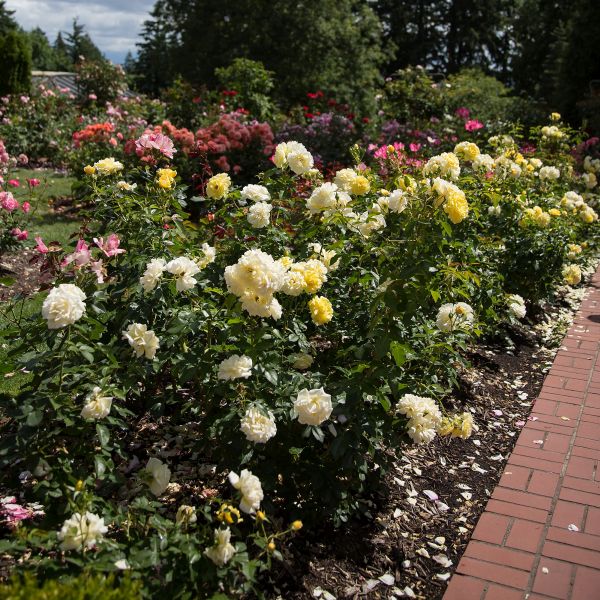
7;0;156;63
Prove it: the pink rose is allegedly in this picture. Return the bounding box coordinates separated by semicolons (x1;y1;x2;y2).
63;239;91;267
8;179;20;187
11;228;28;241
94;233;125;257
22;201;31;213
27;178;40;188
0;191;19;211
465;120;484;132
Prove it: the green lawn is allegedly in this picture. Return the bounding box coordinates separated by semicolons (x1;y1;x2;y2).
1;168;80;397
11;168;80;246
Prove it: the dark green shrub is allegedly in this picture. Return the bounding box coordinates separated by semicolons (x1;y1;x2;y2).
0;31;32;96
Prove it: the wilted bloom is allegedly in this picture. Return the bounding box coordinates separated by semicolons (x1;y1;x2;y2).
94;234;125;258
80;387;113;420
228;469;263;514
63;239;91;267
35;236;48;254
145;457;171;496
397;394;442;444
205;527;236;566
122;323;160;359
176;505;197;527
57;512;107;551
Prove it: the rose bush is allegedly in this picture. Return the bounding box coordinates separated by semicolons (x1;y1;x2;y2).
0;112;598;596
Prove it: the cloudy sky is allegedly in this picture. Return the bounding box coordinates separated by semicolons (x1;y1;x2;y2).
7;0;156;63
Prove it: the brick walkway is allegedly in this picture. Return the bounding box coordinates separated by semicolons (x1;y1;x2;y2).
444;267;600;600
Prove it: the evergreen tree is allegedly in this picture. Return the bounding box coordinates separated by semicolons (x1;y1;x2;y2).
0;30;32;95
0;0;18;35
65;18;104;63
53;32;72;70
28;27;58;70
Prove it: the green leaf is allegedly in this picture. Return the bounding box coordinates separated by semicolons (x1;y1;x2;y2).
96;423;110;447
389;341;410;367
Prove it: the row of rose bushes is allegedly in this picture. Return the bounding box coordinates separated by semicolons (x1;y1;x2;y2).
0;114;599;596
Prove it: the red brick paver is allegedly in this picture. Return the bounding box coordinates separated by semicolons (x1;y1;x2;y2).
444;267;600;600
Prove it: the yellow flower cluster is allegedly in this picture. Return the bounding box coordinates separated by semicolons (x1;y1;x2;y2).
563;264;582;286
282;259;328;295
519;206;551;228
216;503;242;525
454;142;480;162
157;168;177;189
350;175;371;195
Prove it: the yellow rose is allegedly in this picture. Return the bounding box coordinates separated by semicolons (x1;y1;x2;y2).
350;175;370;195
308;296;333;326
563;264;581;286
549;208;561;217
437;417;454;437
84;165;96;175
443;190;469;224
206;173;231;200
158;175;174;189
452;412;474;439
551;112;561;121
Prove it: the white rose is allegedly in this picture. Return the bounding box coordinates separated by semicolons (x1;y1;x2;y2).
333;168;358;192
387;189;408;214
80;387;113;420
42;284;86;329
397;394;442;444
508;294;526;319
287;147;314;175
205;527;236;566
228;469;263;514
306;183;338;214
436;302;474;332
240;184;270;203
218;355;253;380
198;243;216;269
240;407;277;443
539;166;560;181
140;258;166;292
122;323;160;359
247;202;272;228
165;256;200;292
293;387;333;426
145;457;171;496
58;511;108;551
175;505;197;526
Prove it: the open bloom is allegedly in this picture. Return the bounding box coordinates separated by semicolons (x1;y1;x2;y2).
122;323;160;359
247;201;272;228
206;172;231;199
293;387;333;426
218;355;253;380
165;256;200;292
58;512;108;551
563;264;582;286
507;294;526;319
93;157;123;175
240;184;270;203
0;191;18;211
94;234;125;258
145;457;171;496
80;387;113;420
205;528;236;566
436;302;474;332
140;258;166;292
228;469;263;514
308;295;333;325
42;284;86;329
240;407;277;443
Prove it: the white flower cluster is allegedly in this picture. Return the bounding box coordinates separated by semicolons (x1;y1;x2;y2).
584;156;600;174
273;141;314;175
507;294;526;319
397;394;442;444
58;511;108;550
541;125;563;140
42;284;86;329
293;387;333;426
539;166;560;181
228;469;263;514
224;249;286;319
240;184;270;204
472;153;495;172
306;182;351;215
122;323;160;359
436;302;475;332
423;152;461;180
240;406;277;443
80;387;113;420
140;246;215;293
494;155;522;179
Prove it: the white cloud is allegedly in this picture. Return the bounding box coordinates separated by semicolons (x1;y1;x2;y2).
6;0;155;61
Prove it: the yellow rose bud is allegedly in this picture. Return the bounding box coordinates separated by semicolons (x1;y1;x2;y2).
256;510;266;522
551;112;561;121
84;165;96;175
549;208;561;216
291;520;303;531
387;145;396;155
267;541;276;552
75;480;84;491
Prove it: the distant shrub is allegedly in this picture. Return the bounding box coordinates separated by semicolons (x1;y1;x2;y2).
0;31;32;96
